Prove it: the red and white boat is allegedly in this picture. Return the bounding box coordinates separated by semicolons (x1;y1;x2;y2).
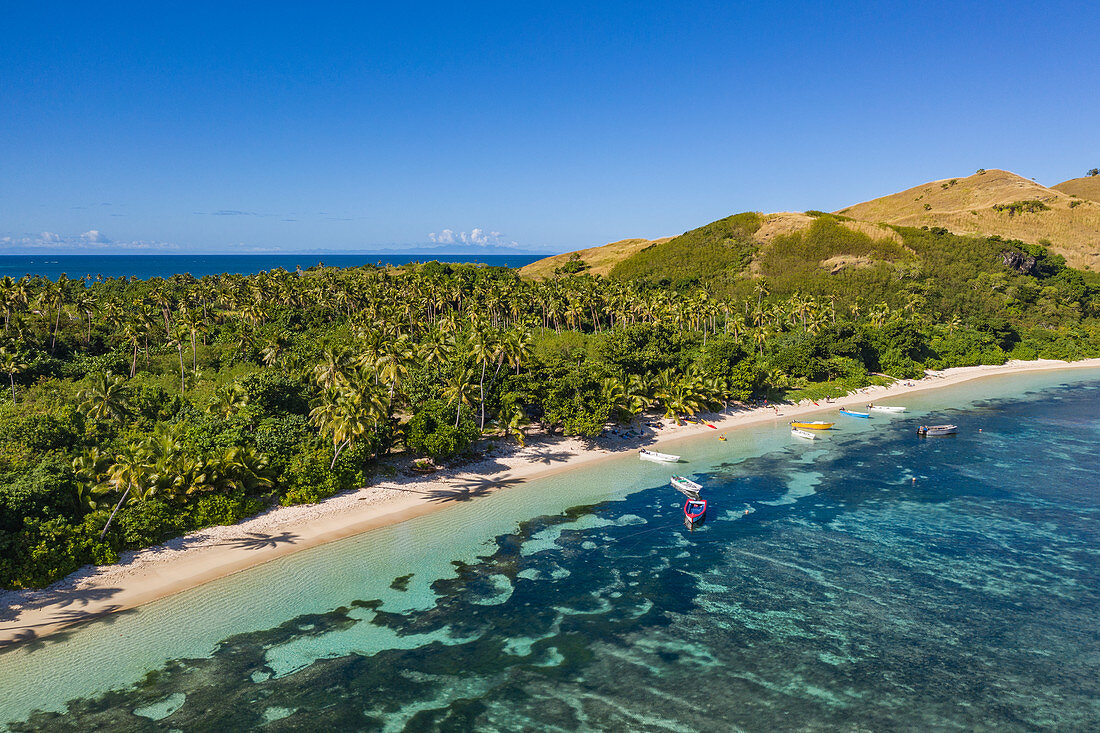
683;498;707;525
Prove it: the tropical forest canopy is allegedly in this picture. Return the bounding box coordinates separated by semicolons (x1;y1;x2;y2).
1;213;1099;589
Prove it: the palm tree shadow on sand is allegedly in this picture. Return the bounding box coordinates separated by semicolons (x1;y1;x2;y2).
218;531;300;551
397;476;528;503
1;603;134;653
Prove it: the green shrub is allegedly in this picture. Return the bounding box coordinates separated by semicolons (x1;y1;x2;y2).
5;409;82;452
185;493;264;530
114;499;182;548
992;200;1050;216
0;515;114;589
279;446;340;506
0;454;79;531
406;399;480;458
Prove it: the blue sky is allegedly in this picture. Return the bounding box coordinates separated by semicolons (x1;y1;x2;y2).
2;1;1098;254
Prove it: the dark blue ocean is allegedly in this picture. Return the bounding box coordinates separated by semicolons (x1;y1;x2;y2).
2;373;1100;730
0;254;542;280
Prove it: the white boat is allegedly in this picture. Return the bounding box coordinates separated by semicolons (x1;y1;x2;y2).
917;424;957;436
640;449;680;463
867;404;906;413
791;428;817;440
671;475;702;498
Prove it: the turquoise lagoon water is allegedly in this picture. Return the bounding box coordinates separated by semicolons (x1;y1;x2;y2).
2;370;1100;731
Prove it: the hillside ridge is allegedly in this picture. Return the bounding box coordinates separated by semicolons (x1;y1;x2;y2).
1053;175;1100;203
519;237;671;278
837;169;1100;269
519;168;1100;278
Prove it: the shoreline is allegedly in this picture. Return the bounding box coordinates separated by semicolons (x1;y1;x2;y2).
3;357;1100;648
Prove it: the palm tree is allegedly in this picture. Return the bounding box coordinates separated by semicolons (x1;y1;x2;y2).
167;323;189;392
313;347;351;389
469;328;500;431
179;307;204;371
210;381;249;416
0;276;29;336
35;277;66;354
601;376;631;422
376;335;415;401
500;403;529;445
502;328;534;375
78;373;131;421
97;444;150;538
122;321;142;377
418;328;456;368
443;366;477;428
0;347;27;403
261;332;290;368
71;290;97;344
309;381;387;469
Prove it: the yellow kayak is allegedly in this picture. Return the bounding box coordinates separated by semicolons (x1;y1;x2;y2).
789;421;834;430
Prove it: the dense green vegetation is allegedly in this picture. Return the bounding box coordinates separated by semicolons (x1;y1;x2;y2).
609;212;762;285
1;216;1098;589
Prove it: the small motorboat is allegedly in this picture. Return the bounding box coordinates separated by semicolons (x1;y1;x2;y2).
791;428;817;440
640;448;681;463
917;424;957;436
839;409;871;419
867;404;906;413
683;498;707;525
789;421;834;430
671;475;702;498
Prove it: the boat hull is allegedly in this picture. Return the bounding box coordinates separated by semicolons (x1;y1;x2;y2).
839;409;871;418
640;449;680;463
789;422;834;430
918;424;957;436
868;405;906;413
684;499;707;524
791;428;817;440
671;476;702;498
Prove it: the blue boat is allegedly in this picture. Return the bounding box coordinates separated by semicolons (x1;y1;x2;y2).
839;408;871;419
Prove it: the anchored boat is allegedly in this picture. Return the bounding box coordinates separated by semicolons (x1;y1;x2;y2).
789;421;834;430
671;475;702;498
791;427;818;440
839;408;871;419
918;424;957;436
640;448;680;463
868;404;906;413
683;498;707;525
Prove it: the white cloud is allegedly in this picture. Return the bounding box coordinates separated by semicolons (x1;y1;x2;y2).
427;227;519;249
428;228;456;244
0;230;179;252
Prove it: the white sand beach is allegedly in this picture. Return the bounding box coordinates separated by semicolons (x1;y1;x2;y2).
3;357;1100;647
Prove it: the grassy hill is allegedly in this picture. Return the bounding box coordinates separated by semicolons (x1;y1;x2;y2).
519;168;1100;280
1053;175;1100;203
837;169;1100;270
519;237;671;278
609;213;763;284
